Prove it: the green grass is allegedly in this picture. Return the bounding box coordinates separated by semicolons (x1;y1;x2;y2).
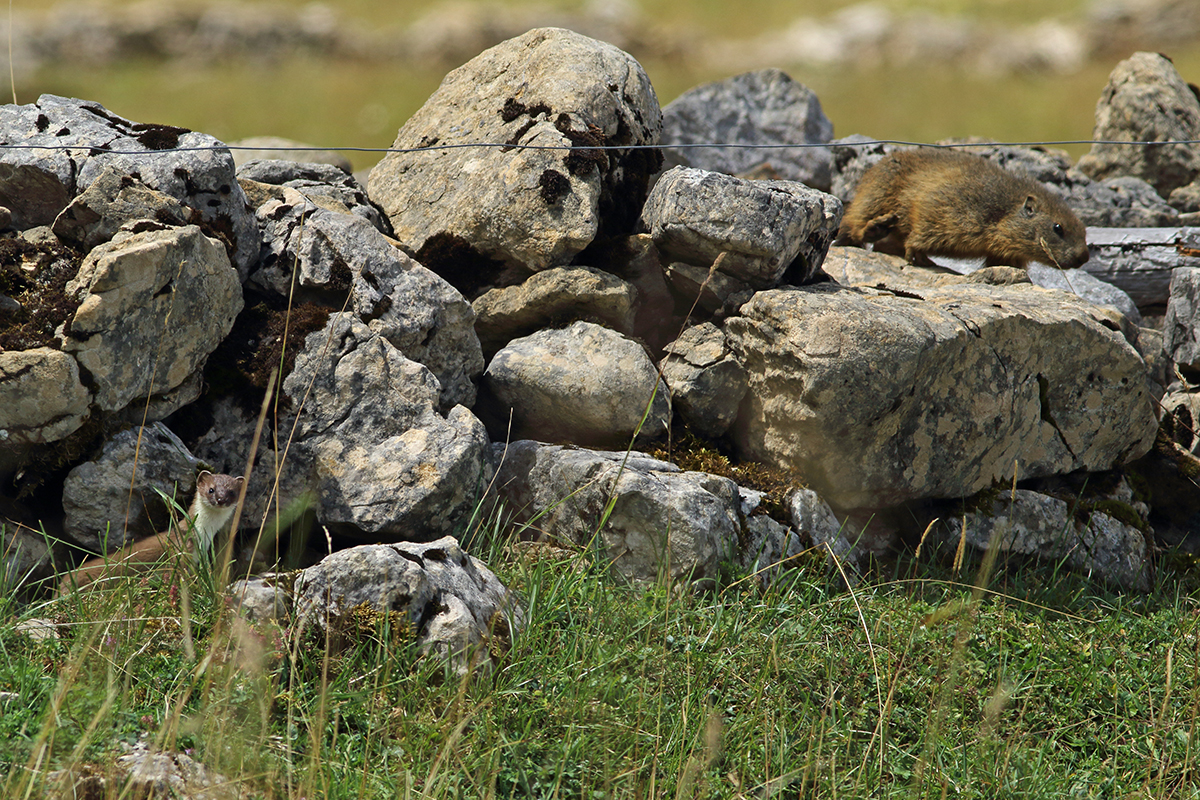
4;521;1199;798
11;1;1198;172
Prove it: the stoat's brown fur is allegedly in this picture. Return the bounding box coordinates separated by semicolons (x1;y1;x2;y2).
57;471;244;595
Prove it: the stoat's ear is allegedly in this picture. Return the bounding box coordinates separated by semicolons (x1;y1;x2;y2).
235;476;246;486
197;470;213;482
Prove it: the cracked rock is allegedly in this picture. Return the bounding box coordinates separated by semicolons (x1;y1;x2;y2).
725;278;1158;509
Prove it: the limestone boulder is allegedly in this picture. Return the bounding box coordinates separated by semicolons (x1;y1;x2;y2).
659;322;748;438
490;441;741;587
640;167;842;290
251;199;483;410
1164;266;1200;371
282;313;491;541
237;158;386;233
1077;52;1200;197
290;538;523;674
725;281;1158;509
472;266;637;359
480;321;669;447
659;68;835;192
60;224;242;415
61;423;203;552
51;165;190;252
0;347;90;458
368;28;662;279
0;95;260;272
936;489;1151;591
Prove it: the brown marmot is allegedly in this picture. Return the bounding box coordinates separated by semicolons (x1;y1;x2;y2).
836;149;1089;270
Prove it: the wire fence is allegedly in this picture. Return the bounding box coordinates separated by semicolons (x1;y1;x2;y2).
0;138;1199;157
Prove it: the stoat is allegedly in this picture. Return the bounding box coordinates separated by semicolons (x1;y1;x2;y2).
57;470;244;595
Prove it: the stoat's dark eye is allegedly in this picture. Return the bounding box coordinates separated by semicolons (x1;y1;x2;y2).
1053;222;1065;237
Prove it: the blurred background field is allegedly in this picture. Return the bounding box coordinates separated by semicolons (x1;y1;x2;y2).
5;0;1200;172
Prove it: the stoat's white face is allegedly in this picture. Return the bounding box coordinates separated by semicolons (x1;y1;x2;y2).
191;471;244;551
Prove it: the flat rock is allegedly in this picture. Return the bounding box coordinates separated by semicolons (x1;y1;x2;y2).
472;266;637;359
725;281;1158;509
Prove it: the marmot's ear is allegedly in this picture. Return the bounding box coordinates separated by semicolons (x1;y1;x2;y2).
1022;195;1039;216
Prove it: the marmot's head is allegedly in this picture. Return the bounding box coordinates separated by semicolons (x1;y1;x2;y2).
1002;193;1090;270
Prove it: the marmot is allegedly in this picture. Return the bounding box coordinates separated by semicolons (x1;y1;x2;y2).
57;470;244;595
836;149;1089;270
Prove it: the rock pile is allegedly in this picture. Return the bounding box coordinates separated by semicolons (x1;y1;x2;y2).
4;32;1200;670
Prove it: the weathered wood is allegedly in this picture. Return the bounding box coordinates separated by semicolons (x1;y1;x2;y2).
1084;227;1200;308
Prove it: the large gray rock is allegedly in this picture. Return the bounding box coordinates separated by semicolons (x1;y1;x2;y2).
0;347;90;457
472;266;637;359
659;68;835;192
659;322;748;438
937;489;1151;591
1164;266;1200;370
490;441;740;586
237;158;386;233
60;225;242;415
61;423;203;552
640;167;842;289
481;321;669;447
283;313;491;541
1026;263;1141;325
291;538;523;673
725;280;1158;509
51;165;189;251
252;197;483;410
2;524;57;591
0;95;260;272
368;28;662;276
1077;52;1200;197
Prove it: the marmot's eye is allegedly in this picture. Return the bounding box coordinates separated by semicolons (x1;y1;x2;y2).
1053;223;1065;237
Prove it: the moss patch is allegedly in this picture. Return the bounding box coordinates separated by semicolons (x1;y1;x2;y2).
650;430;804;522
202;298;331;413
0;237;83;351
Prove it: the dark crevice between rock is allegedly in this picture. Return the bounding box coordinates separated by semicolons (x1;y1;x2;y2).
192;296;332;416
414;231;523;299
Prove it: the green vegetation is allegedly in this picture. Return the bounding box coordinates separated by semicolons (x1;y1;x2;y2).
4;520;1199;798
10;1;1198;171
